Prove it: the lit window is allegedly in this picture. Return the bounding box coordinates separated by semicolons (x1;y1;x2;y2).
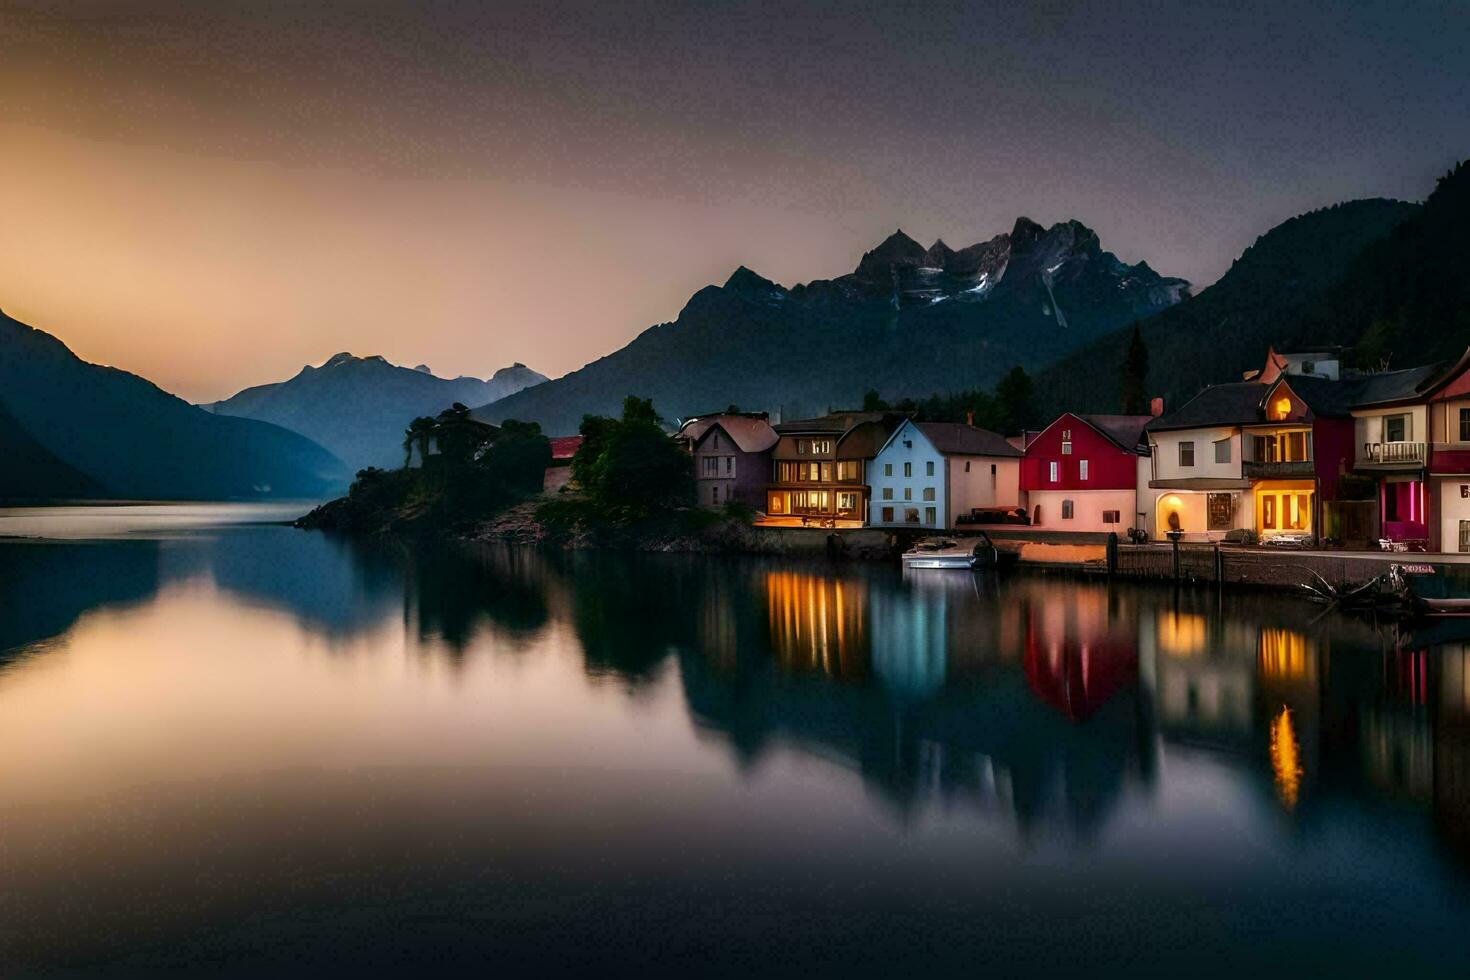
1271;396;1292;420
922;487;935;501
1048;461;1059;482
1079;459;1089;481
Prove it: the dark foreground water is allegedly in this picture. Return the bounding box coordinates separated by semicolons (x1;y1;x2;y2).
2;505;1470;977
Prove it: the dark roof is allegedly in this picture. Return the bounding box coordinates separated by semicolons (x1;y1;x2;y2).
1148;384;1267;431
914;421;1021;457
774;410;892;435
1272;375;1355;417
1078;414;1153;451
1348;363;1446;407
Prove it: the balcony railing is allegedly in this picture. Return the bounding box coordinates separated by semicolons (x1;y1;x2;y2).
1244;459;1315;479
1360;441;1427;466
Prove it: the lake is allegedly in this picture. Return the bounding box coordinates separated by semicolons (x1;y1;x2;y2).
2;503;1469;976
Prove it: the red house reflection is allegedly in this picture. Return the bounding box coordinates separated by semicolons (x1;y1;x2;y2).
1021;590;1138;721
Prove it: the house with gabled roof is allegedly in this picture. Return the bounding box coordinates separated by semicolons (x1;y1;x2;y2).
868;418;1022;528
1145;374;1356;543
689;414;779;510
765;411;905;524
1020;413;1152;534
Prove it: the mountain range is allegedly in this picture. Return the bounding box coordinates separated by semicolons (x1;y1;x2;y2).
205;354;547;473
474;217;1189;434
1033;161;1468;418
0;309;347;501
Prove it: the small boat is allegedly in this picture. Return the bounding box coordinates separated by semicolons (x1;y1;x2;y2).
1389;563;1470;616
901;532;1007;570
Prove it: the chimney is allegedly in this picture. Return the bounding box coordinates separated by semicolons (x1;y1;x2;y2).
965;410;975;427
1150;396;1165;417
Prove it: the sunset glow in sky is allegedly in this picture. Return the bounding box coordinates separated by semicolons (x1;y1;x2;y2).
1;1;1465;402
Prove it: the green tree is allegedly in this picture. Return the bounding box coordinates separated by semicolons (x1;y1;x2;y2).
480;419;552;495
995;366;1035;433
569;396;693;519
1119;325;1150;414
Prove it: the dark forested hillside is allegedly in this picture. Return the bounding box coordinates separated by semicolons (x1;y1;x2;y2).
0;309;348;500
474;218;1188;434
1297;162;1470;368
1030;197;1422;418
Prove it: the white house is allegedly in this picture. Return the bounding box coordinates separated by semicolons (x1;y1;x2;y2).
868;419;1022;529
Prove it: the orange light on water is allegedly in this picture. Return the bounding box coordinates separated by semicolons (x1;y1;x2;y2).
1270;706;1303;810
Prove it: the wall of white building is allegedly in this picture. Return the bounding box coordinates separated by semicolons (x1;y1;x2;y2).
947;455;1022;524
1354;406;1429;446
1149;427;1243;482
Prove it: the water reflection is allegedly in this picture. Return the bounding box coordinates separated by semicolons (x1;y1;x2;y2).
6;512;1470;974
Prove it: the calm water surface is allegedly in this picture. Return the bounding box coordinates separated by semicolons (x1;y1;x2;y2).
2;504;1470;976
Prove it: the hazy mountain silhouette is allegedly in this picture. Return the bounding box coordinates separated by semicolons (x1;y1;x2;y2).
0;309;348;500
206;352;547;472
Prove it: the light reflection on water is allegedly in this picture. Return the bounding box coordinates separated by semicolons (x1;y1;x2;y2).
2;505;1470;976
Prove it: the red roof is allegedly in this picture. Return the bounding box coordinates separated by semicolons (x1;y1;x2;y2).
548;436;583;462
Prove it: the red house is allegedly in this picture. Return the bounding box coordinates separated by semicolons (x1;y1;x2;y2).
1020;414;1152;533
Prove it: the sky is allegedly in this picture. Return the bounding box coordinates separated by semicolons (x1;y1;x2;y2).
0;0;1466;403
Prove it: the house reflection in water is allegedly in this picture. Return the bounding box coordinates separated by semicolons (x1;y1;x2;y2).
1021;584;1138;721
763;571;867;679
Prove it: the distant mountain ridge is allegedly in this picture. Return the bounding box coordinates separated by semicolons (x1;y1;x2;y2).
1030;196;1427;419
206;353;547;473
0;309;347;501
475;217;1188;434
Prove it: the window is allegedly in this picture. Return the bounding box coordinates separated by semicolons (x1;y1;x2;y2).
1061;430;1072;455
819;462;833;482
1301;360;1315;375
1048;461;1059;482
836;492;858;516
808;462;820;481
1208;493;1233;530
1286;431;1307;462
924;507;937;526
796;440;807;455
922;487;935;501
1214;438;1231;464
903;487;912;500
725;456;733;475
904;508;920;524
991;464;996;490
1062;499;1074;520
881;506;894;523
1179;441;1195;467
882;487;893;500
837;461;859;481
964;461;971;472
710;433;719;449
1079;459;1089;481
904;462;912;477
811;439;832;454
1270;396;1291;421
884;463;893;476
1262;495;1276;529
1460;408;1470;443
702;457;718;476
1102;510;1120;524
1460;520;1470;553
711;485;720;504
926;461;935;476
1385;414;1408;442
